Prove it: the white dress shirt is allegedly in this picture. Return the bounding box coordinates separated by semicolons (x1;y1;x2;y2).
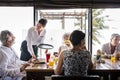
102;42;120;55
26;26;46;55
0;45;26;80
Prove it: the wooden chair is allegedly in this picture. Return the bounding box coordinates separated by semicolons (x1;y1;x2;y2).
51;75;100;80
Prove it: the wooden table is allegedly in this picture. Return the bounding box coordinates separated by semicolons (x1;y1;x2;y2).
25;63;54;80
25;59;120;80
89;59;120;80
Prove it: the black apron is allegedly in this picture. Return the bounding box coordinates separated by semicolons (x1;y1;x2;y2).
20;40;38;61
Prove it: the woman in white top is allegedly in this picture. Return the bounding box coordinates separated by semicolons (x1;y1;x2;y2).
58;32;73;55
20;18;47;61
0;30;30;80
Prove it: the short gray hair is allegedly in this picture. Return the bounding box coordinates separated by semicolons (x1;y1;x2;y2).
111;33;120;40
0;30;12;44
62;32;71;40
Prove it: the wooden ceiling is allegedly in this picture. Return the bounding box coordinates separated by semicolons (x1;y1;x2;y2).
0;0;120;9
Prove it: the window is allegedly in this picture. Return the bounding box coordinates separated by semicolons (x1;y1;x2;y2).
35;9;89;57
0;7;33;57
92;9;120;56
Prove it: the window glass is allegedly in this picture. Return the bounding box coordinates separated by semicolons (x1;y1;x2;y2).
0;7;33;57
92;9;120;56
36;9;89;57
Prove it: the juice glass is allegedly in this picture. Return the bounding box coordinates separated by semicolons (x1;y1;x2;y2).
54;57;58;65
111;55;116;62
48;59;54;68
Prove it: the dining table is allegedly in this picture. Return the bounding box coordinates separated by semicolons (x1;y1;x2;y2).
89;58;120;80
25;58;120;80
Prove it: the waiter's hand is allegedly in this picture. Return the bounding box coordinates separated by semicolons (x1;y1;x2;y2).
28;54;36;63
32;53;36;58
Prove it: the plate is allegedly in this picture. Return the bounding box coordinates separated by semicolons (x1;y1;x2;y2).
38;44;54;49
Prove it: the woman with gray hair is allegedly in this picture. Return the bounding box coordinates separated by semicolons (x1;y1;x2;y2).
58;32;73;56
0;30;30;80
0;30;15;46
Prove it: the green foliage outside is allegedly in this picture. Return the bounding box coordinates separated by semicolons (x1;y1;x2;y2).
75;9;109;45
92;9;109;45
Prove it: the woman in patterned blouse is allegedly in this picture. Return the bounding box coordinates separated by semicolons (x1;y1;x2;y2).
54;30;93;76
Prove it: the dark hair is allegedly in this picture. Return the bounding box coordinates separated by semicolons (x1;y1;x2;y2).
38;18;47;27
70;30;85;46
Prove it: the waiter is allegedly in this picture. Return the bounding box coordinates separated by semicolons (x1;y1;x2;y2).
20;18;48;61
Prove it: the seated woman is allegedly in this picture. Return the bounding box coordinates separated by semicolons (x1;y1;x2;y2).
54;30;93;76
58;32;73;55
0;30;30;80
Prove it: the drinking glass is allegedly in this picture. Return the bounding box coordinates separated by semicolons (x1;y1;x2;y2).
54;57;58;65
48;59;54;68
111;55;116;62
46;53;50;63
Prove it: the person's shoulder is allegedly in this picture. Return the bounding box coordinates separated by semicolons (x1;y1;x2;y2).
28;26;35;31
117;43;120;47
62;49;71;55
62;50;72;57
84;50;90;53
43;29;46;32
42;29;46;34
102;42;109;46
0;45;4;50
0;46;6;55
82;50;90;54
81;50;91;58
41;29;46;34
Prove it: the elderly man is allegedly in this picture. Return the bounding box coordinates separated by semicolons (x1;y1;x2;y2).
101;33;120;59
0;30;30;80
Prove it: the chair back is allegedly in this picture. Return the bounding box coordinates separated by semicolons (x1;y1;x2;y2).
51;75;100;80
